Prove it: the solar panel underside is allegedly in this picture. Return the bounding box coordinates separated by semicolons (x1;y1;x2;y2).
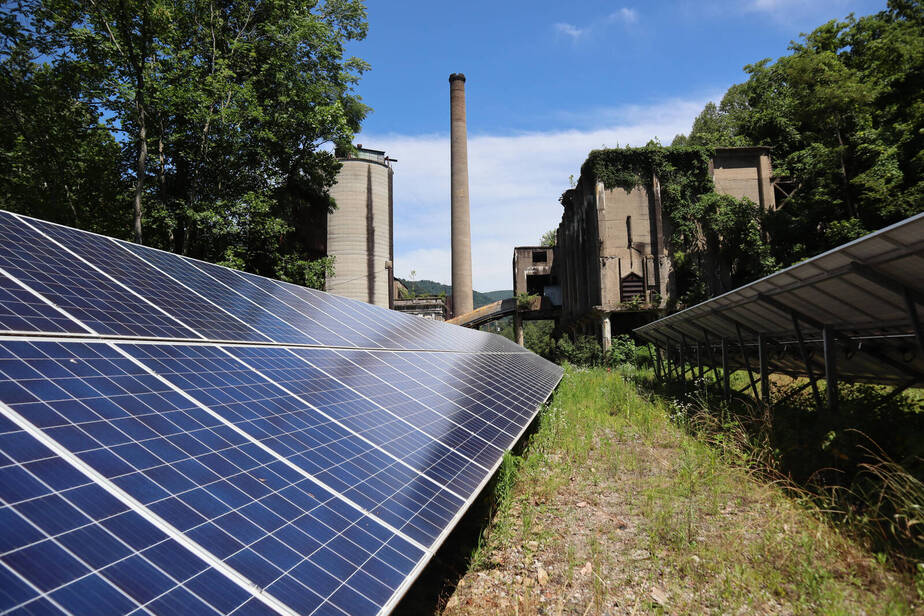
0;211;563;616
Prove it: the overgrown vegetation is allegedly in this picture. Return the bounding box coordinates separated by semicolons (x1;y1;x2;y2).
444;366;919;615
674;374;924;569
678;0;923;264
568;144;778;306
1;0;370;287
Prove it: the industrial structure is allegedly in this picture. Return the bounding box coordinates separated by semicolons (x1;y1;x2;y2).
451;147;778;346
325;145;395;308
449;73;474;316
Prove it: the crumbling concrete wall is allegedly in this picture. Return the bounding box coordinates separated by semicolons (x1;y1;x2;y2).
553;146;773;340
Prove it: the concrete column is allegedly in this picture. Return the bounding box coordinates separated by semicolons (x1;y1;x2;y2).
600;313;612;352
757;151;775;211
449;73;473;316
514;311;524;347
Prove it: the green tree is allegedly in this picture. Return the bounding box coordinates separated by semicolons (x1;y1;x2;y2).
687;0;923;267
540;228;557;246
5;0;369;289
0;6;127;235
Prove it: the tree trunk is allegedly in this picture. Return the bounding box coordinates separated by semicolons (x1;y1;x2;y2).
133;97;147;244
835;127;855;219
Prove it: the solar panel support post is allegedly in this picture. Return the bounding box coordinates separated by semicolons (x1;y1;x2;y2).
735;322;760;403
702;328;719;383
761;293;924;390
721;337;730;402
823;325;839;414
679;335;687;394
904;287;924;358
650;342;663;381
758;333;770;407
697;343;703;380
789;309;823;411
665;340;672;381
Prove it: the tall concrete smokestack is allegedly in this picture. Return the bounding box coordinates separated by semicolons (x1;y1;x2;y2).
449;73;473;316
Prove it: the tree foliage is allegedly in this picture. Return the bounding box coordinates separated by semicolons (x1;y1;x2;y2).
682;0;923;265
1;0;369;288
539;228;557;246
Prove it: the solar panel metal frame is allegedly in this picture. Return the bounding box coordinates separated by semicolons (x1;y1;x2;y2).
634;212;924;386
0;209;564;616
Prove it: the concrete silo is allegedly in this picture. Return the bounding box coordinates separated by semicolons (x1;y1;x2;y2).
325;146;395;308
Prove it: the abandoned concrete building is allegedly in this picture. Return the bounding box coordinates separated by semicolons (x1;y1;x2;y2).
511;146;776;348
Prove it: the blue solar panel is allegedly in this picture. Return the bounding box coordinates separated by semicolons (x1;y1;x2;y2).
366;352;524;447
0;209;564;616
25;216;265;344
182;260;358;349
0;212;197;340
0;397;282;616
121;343;465;548
117;241;314;346
0;340;424;615
232;271;390;350
288;348;503;473
228;346;492;495
0;273;86;335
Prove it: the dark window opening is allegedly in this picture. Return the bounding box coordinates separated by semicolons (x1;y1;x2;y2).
526;274;551;296
626;216;633;249
532;250;547;263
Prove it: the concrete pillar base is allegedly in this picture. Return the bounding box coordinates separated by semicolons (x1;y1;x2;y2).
601;313;612;352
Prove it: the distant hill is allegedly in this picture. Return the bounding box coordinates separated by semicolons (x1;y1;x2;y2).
396;278;513;310
482;290;514;303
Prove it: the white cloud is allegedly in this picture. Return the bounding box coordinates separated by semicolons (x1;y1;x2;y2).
608;7;639;24
555;7;639;42
359;95;710;291
554;22;586;40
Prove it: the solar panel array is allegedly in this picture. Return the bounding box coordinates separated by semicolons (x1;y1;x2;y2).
0;210;563;616
634;212;924;386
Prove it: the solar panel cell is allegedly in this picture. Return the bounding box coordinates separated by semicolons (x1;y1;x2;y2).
0;274;85;335
0;212;197;339
25;217;264;344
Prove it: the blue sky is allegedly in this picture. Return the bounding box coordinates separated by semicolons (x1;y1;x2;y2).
347;0;887;291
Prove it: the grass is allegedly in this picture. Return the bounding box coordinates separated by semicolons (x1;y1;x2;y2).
441;365;921;615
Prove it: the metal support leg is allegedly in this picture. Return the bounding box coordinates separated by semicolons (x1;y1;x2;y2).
697;344;703;381
736;322;760;402
758;333;770;407
721;337;730;402
666;341;672;382
702;329;719;383
649;343;661;380
905;287;924;357
823;325;838;414
791;311;823;410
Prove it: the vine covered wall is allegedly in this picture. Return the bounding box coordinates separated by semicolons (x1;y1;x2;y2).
560;145;777;308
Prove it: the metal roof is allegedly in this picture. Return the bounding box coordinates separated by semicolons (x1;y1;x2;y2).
634;212;924;387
